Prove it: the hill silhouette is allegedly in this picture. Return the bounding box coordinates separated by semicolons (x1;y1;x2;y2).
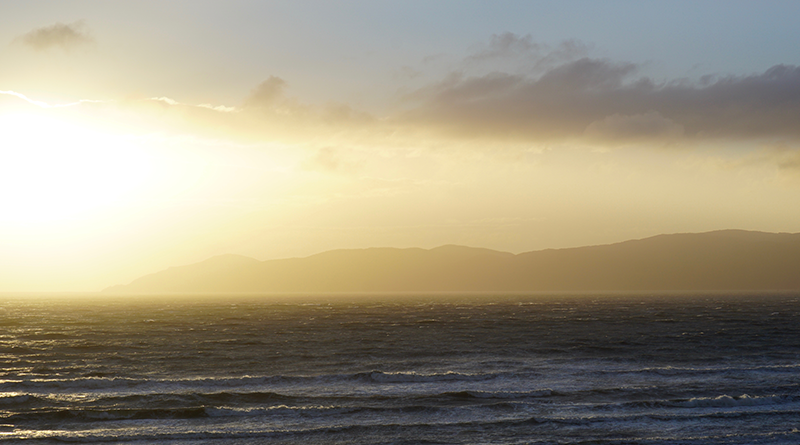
103;230;800;293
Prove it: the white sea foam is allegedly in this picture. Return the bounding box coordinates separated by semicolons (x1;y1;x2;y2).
459;389;553;398
367;371;498;383
671;394;785;408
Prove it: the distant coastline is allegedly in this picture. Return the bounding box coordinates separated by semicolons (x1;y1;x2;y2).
104;230;800;294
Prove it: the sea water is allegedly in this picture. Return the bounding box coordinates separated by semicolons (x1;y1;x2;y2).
1;293;799;444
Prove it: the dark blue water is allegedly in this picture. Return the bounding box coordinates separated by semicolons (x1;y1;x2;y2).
1;293;799;443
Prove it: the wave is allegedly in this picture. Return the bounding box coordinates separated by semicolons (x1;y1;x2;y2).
7;410;800;444
5;396;800;445
425;389;553;399
667;394;791;408
607;394;798;411
0;393;36;405
0;388;555;419
10;392;794;426
2;400;530;426
588;362;800;378
203;403;475;418
0;370;512;394
362;371;502;383
3;407;209;423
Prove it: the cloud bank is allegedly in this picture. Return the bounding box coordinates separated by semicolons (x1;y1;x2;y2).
399;60;800;144
10;62;800;152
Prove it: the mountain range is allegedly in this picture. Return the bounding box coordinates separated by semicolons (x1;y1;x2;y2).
103;230;800;293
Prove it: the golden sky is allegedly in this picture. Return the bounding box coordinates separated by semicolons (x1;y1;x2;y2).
2;1;800;291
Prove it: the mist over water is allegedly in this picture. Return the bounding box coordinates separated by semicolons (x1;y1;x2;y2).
1;293;799;444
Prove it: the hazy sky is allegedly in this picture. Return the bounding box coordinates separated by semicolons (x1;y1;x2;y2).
2;1;800;291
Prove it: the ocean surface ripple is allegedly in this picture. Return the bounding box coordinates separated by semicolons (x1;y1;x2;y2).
1;293;799;444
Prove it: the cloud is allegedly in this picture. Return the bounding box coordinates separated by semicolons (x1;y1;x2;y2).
394;66;422;80
755;142;800;174
778;152;800;171
398;60;800;143
244;76;288;108
0;90;105;108
466;32;543;63
90;80;380;147
464;33;590;73
148;96;238;113
10;54;797;159
713;141;800;178
396;58;638;141
49;61;798;156
585;111;684;144
198;103;238;113
302;147;364;173
15;21;93;51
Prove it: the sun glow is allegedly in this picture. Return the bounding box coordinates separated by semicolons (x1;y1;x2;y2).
0;112;152;224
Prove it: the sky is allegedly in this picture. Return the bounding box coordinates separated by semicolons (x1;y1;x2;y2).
1;0;800;292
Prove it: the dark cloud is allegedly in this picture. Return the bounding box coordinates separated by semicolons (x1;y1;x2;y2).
15;21;93;51
398;60;800;143
757;142;800;173
778;153;800;171
239;76;376;134
243;76;287;108
585;111;684;143
726;143;800;176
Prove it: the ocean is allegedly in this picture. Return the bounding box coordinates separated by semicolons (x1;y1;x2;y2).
1;293;799;444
